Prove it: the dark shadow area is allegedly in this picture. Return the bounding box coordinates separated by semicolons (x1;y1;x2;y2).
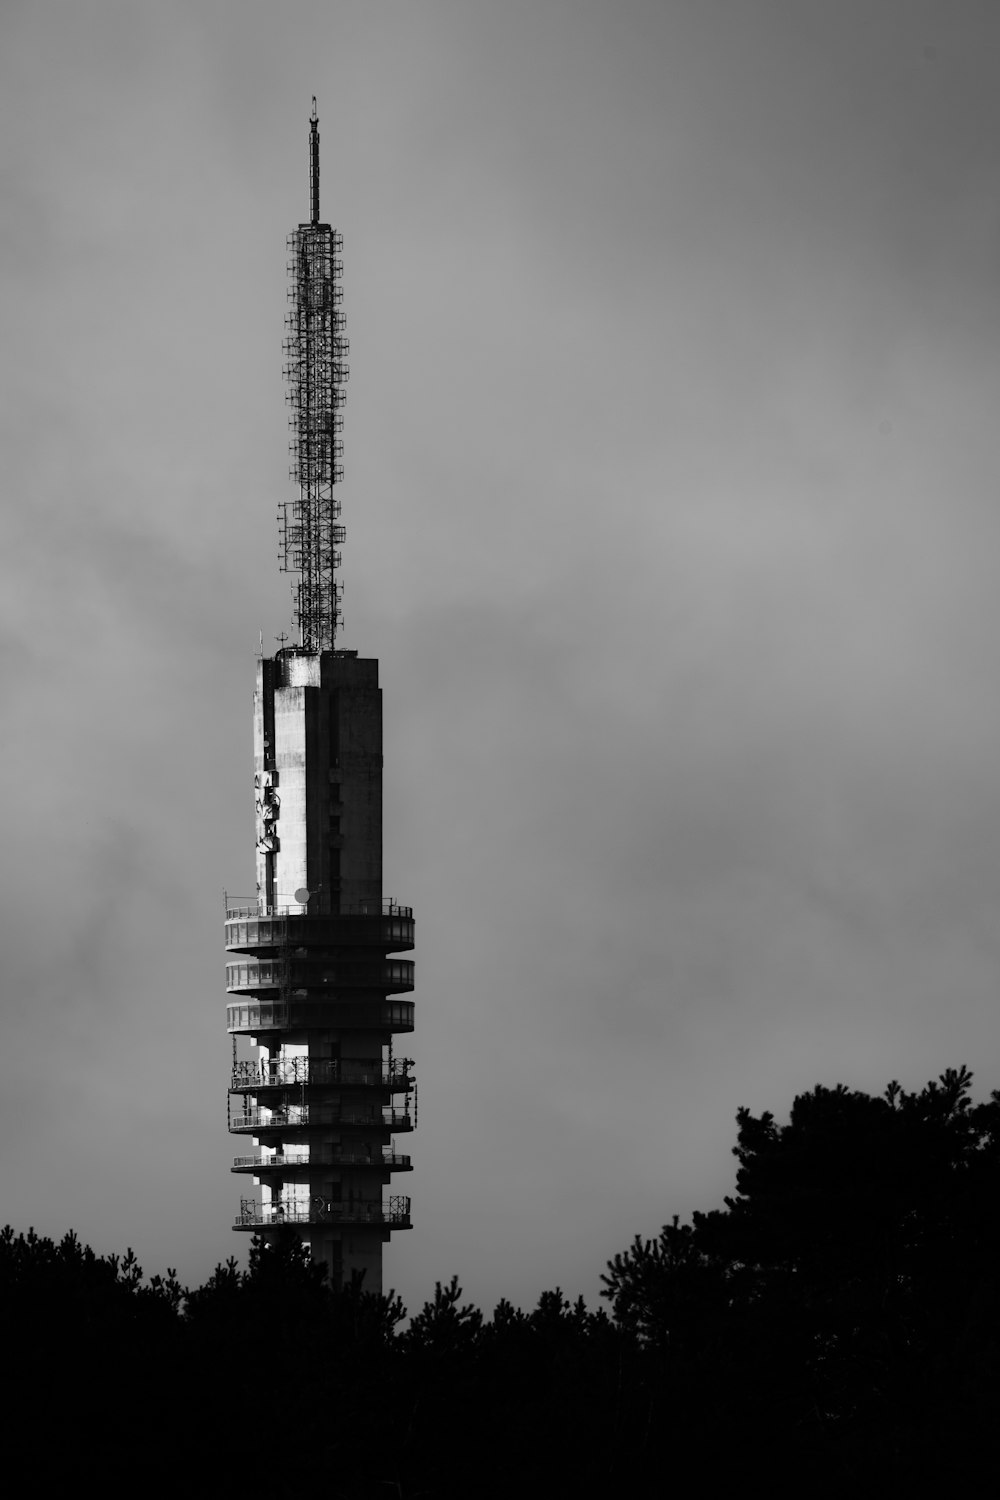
6;1066;999;1494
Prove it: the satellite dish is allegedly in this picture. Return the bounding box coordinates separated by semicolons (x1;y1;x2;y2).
294;888;311;904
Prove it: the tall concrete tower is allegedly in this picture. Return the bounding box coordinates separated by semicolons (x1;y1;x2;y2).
224;103;415;1293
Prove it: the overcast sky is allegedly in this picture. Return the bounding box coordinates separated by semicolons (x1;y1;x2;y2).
3;0;1000;1313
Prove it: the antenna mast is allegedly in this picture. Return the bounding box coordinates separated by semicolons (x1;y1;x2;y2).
280;98;349;651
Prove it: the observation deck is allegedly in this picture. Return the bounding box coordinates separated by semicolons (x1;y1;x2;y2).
232;1151;412;1173
228;1106;414;1133
229;1058;413;1092
226;998;414;1034
225;956;415;996
224;899;415;1035
225;902;414;955
234;1195;411;1230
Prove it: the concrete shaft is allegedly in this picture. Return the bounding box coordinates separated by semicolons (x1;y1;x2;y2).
226;650;414;1293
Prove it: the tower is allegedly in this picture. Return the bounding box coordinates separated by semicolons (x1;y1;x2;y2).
224;102;415;1293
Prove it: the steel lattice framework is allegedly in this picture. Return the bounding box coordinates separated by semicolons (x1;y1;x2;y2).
279;103;349;651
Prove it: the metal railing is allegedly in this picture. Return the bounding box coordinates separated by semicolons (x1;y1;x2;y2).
226;957;415;993
224;898;262;919
227;999;415;1033
230;1057;413;1089
231;1108;310;1131
232;1151;411;1170
349;1109;412;1130
235;1195;410;1228
233;1153;310;1169
230;1106;412;1132
225;897;412;921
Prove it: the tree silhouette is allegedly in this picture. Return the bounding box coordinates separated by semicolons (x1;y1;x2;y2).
601;1067;1000;1480
4;1065;998;1490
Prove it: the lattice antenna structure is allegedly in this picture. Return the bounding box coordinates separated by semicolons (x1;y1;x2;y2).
279;98;349;651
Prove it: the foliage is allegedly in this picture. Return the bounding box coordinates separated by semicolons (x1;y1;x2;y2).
4;1066;999;1490
601;1066;1000;1480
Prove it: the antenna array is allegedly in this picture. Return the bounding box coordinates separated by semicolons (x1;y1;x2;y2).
279;102;349;651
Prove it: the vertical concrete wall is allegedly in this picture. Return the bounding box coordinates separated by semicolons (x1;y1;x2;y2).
274;684;309;905
323;653;383;912
253;651;382;913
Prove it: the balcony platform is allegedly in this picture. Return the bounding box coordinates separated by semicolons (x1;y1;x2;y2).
231;1152;412;1173
225;905;414;957
226;998;414;1034
234;1198;411;1229
229;1107;413;1133
229;1058;413;1093
226;956;414;996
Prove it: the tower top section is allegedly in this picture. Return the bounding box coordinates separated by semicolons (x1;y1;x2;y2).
279;100;350;652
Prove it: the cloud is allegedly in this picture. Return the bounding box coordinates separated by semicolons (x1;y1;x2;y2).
3;0;1000;1308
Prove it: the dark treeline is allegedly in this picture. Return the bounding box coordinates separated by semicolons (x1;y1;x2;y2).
6;1067;999;1494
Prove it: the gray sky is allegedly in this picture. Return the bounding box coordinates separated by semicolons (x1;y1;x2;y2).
3;0;1000;1313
